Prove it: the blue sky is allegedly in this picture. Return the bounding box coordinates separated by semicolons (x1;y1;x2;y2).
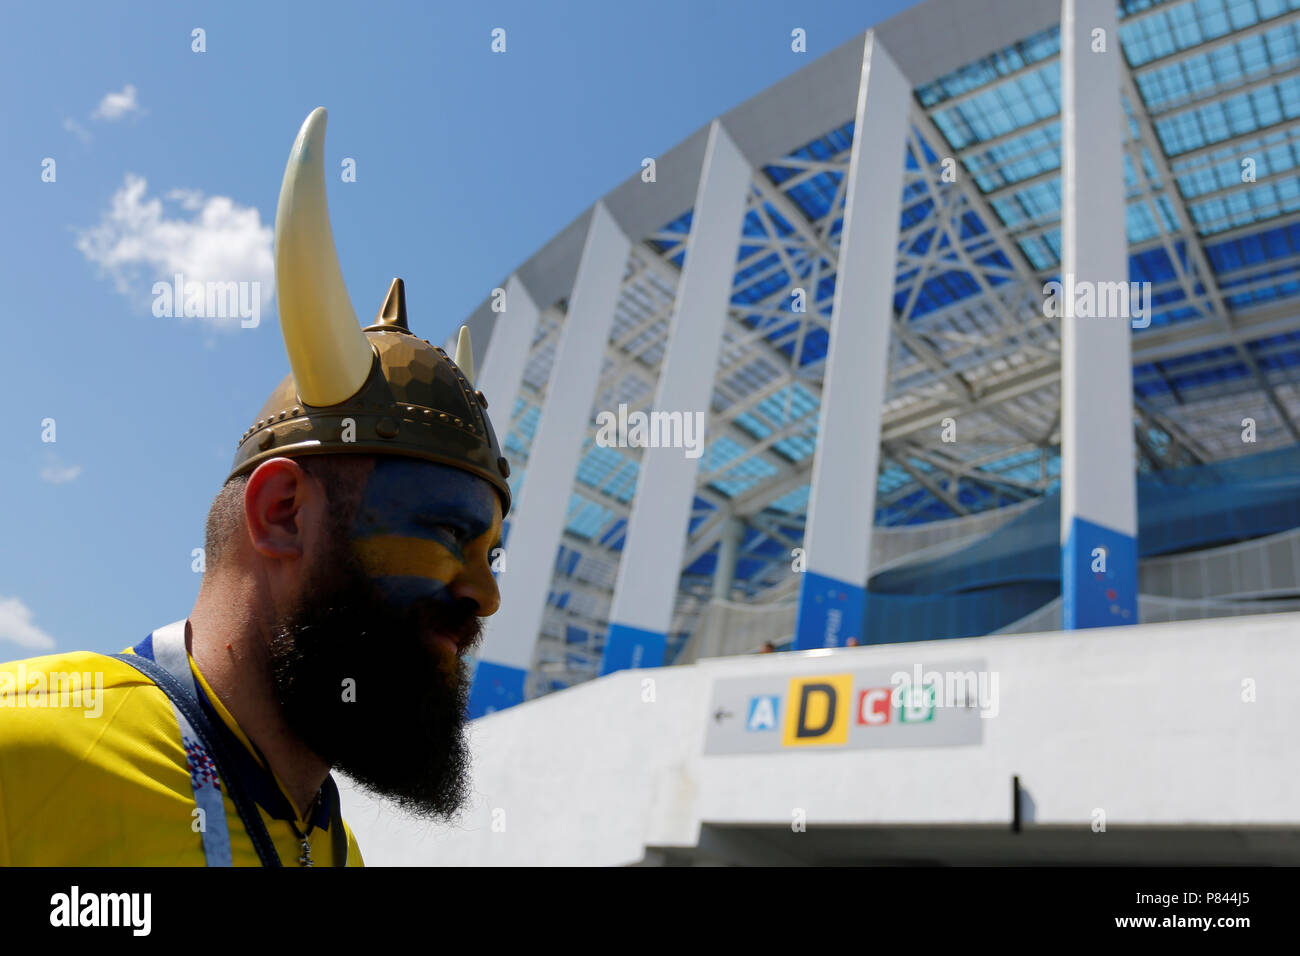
0;0;920;658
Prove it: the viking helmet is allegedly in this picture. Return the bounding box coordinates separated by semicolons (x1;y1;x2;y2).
229;108;512;516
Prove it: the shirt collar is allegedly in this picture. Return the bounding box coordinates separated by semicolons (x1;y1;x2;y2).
133;631;337;833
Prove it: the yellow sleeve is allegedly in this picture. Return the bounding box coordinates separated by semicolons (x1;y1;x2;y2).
0;761;11;867
345;820;365;867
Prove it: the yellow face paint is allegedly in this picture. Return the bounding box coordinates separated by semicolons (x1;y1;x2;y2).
346;459;504;613
352;535;461;588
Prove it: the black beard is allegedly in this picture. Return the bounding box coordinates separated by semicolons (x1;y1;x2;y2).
267;536;484;821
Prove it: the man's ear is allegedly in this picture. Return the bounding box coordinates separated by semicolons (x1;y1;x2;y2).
244;458;318;560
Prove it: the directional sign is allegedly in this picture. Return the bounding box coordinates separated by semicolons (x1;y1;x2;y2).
703;659;988;755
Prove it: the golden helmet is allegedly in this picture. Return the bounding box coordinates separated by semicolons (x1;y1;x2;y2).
229;108;511;516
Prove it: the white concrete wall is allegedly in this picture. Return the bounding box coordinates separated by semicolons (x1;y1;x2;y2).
339;612;1300;865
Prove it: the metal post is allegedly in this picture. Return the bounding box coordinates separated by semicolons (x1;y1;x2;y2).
1059;0;1138;629
601;121;752;675
470;203;632;716
794;31;911;649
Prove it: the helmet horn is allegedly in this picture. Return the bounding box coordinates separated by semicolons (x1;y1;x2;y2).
454;325;475;386
273;107;373;407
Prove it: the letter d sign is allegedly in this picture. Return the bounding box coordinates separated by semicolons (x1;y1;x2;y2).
783;674;852;747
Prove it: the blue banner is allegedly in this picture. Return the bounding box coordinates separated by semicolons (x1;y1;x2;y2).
1062;516;1137;629
600;623;666;675
794;570;865;649
468;659;528;718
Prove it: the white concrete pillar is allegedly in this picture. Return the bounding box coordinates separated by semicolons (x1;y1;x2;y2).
600;121;752;675
793;32;911;649
470;203;631;715
1059;0;1138;628
476;274;540;449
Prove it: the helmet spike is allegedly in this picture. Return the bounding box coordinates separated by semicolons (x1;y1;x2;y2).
273;107;374;406
454;325;475;386
365;277;411;333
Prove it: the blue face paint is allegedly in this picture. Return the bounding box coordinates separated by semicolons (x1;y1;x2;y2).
347;459;503;611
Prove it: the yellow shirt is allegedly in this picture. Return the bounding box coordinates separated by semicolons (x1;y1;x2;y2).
0;638;364;866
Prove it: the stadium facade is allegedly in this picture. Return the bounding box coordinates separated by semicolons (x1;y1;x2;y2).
448;0;1300;719
333;0;1300;867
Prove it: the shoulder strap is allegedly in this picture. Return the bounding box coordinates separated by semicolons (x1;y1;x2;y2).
151;619;200;698
113;631;283;868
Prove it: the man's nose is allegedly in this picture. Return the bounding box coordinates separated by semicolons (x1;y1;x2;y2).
451;561;500;617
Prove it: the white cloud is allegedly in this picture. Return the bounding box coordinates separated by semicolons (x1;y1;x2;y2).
0;597;57;652
63;117;92;145
75;174;274;323
40;459;82;484
166;188;204;211
92;84;143;121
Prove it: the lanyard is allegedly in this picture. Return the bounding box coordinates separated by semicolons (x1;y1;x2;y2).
114;621;348;867
151;620;236;865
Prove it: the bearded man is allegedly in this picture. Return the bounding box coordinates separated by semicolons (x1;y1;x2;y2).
0;108;511;866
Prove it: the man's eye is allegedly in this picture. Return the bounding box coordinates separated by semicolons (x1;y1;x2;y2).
434;523;465;542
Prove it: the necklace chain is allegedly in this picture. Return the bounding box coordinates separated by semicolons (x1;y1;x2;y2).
288;789;322;867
